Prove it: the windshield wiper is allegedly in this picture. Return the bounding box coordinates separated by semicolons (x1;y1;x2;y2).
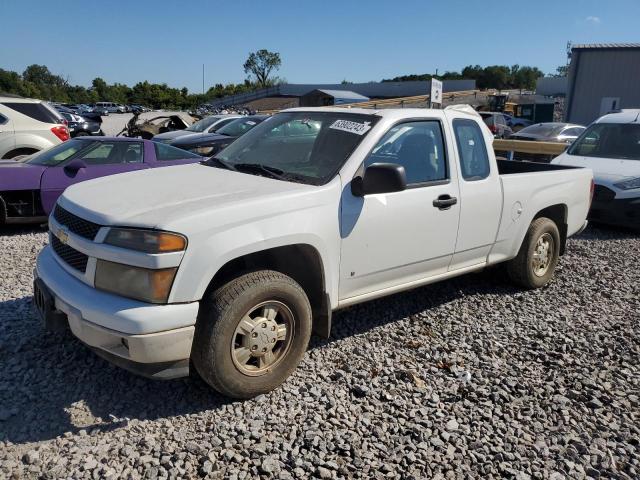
233;163;287;180
201;156;237;171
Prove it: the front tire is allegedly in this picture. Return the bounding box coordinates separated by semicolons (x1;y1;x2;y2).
192;270;312;399
507;217;560;289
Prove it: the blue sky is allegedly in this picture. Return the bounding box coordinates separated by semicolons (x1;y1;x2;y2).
2;0;639;92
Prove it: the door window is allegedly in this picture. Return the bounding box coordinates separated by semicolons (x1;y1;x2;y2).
453;119;491;181
365;121;447;185
80;141;143;165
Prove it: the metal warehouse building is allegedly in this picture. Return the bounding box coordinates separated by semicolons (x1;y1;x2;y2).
300;89;369;107
565;43;640;125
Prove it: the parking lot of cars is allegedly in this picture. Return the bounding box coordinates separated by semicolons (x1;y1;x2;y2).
0;95;638;478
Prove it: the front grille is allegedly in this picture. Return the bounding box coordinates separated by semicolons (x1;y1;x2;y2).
593;185;616;202
51;235;89;273
53;205;102;241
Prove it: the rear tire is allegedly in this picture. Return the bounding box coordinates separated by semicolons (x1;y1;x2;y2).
192;270;312;399
507;217;560;289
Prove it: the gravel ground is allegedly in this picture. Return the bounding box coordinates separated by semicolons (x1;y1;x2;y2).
0;226;638;479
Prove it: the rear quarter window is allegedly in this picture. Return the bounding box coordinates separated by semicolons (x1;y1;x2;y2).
154;142;203;161
2;102;62;124
453;119;491;181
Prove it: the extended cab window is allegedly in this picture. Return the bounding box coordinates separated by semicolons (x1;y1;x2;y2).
453;119;491;181
365;121;447;185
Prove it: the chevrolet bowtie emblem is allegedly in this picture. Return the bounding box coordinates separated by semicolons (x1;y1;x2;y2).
57;229;69;245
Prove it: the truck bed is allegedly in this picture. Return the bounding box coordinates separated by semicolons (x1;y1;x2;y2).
497;159;583;175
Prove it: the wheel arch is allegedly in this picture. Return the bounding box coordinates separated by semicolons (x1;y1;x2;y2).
533;203;568;255
202;243;332;338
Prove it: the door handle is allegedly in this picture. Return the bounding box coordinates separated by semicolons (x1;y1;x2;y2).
433;194;457;210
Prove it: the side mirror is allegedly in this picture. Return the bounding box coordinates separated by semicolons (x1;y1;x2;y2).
351;162;407;196
63;159;87;175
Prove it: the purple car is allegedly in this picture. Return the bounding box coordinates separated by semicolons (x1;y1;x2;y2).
0;137;202;225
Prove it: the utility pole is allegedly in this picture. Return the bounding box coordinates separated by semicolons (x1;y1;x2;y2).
202;64;205;96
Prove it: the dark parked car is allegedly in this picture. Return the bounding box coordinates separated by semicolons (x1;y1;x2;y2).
510;123;586;144
0;137;202;225
170;115;268;156
58;111;103;138
480;112;513;138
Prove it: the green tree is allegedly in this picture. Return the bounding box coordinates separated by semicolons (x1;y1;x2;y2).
91;77;109;100
243;49;281;88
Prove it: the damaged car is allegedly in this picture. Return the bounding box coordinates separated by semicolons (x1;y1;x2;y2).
117;112;191;140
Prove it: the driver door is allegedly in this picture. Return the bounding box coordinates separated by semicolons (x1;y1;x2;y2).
339;120;461;300
40;141;148;213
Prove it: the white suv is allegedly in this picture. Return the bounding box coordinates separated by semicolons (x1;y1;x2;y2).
552;109;640;228
0;96;70;159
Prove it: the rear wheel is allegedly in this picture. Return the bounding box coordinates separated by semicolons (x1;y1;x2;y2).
507;217;560;289
192;270;312;399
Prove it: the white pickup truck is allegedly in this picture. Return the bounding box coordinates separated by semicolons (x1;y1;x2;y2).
34;106;593;398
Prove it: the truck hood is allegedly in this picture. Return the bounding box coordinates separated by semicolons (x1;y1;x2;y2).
59;163;322;230
0;161;46;190
553;153;640;182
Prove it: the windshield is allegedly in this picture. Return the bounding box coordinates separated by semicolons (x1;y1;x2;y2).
568;123;640;160
213;111;381;185
186;116;221;133
518;124;564;137
25;139;88;166
216;117;263;137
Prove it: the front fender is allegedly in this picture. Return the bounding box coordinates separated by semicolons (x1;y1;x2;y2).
168;203;340;307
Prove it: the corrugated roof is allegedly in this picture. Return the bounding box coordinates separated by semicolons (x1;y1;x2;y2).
572;43;640;50
315;89;370;100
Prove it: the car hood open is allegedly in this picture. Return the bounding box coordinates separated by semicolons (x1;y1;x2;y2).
0;161;46;190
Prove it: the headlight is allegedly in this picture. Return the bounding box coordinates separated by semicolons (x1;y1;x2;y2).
95;260;177;303
104;228;186;253
614;177;640;190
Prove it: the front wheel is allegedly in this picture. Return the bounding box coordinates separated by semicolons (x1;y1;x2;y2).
507;217;561;289
192;270;312;398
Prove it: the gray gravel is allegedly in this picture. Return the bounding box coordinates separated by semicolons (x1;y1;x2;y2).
0;225;638;479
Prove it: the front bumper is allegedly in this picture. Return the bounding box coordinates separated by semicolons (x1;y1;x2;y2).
590;197;640;229
35;246;199;379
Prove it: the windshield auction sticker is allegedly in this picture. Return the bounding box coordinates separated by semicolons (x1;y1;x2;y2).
329;119;372;135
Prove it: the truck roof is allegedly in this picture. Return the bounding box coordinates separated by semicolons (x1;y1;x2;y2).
281;106;480;121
